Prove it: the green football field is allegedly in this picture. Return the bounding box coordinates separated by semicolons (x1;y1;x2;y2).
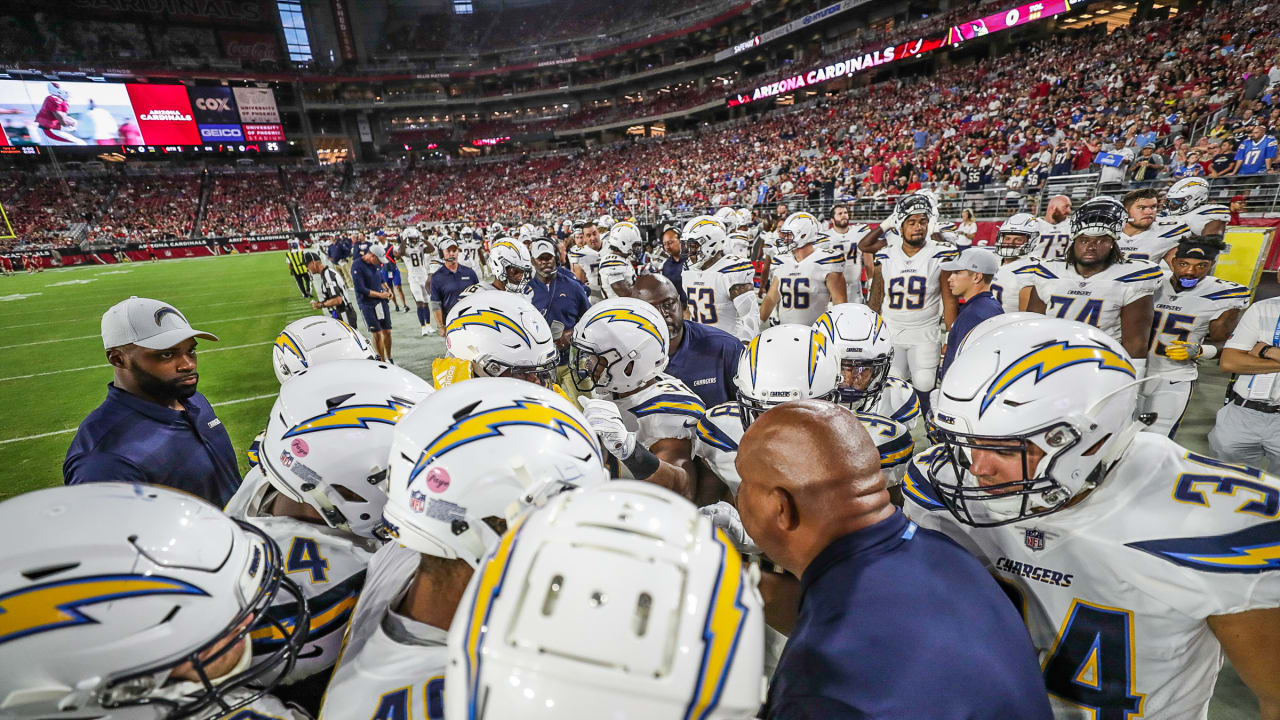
0;252;320;500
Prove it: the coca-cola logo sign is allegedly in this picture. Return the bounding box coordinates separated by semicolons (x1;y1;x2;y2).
220;31;280;61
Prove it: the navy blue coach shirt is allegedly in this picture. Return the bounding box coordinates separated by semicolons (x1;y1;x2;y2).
667;320;742;407
940;290;1003;379
64;384;241;506
765;510;1052;720
430;262;479;319
530;267;591;365
661;257;686;306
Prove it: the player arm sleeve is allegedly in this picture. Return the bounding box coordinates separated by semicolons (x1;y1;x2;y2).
732;288;760;338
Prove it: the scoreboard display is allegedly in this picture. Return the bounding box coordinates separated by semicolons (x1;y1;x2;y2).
0;77;285;153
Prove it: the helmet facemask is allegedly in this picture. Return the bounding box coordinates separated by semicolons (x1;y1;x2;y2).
568;342;622;394
995;232;1034;258
474;352;557;388
836;356;892;411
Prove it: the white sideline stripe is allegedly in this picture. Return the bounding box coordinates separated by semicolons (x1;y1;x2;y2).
0;392;277;445
0;341;272;382
0;310;311;351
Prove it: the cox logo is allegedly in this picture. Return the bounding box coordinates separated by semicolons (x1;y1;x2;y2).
196;97;232;111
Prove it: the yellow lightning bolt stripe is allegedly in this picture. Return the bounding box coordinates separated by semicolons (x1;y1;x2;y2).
808;330;829;384
410;400;600;483
463;515;527;720
586;307;664;345
491;240;523;256
981;342;1134;416
0;575;206;645
683;527;749;720
746;335;761;387
249;593;358;642
1172;543;1280;569
274;331;305;364
444;308;532;346
282;400;414;437
815;312;835;341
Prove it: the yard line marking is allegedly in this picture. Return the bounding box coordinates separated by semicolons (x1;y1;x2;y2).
0;341;272;382
0;310;313;351
0;391;279;445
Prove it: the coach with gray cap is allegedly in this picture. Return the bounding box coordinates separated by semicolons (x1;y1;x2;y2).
939;248;1004;380
63;297;240;505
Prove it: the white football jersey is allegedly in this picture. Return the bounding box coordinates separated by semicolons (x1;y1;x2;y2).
991;257;1044;313
823;223;871;302
903;434;1280;720
1035;218;1072;260
1149;275;1250;381
874;240;957;334
607;374;704;479
223;469;376;686
1027;259;1163;342
683;255;757;341
873;375;922;430
320;542;448;720
569;246;602;296
693;402;913;491
1117;225;1184;263
598;250;636;299
153;684;309;720
1162;203;1231;236
770;248;845;325
457;280;534;300
404;242;439;278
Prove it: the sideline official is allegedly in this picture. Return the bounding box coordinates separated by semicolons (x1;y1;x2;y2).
308;252;355;326
64;297;240;506
285;241;310;298
736;401;1052;719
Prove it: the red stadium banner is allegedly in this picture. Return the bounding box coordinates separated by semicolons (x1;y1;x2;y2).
945;0;1074;44
125;84;201;145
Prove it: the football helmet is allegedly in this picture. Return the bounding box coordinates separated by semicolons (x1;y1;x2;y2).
736;323;840;428
735;207;754;230
897;192;937;222
517;223;539;241
775;211;821;253
813;304;893;412
445;290;558;387
259;359;433;538
605;220;645;261
727;230;752;258
714;205;743;232
0;484;307;719
47;82;70;101
681;215;729;266
272;316;376;384
1070;196;1125;240
570;298;669;394
994;212;1042;258
928;316;1144;527
486;237;534;293
382;378;608;567
596;214;616;231
401;226;423;243
1163;177;1211;216
444;481;765;720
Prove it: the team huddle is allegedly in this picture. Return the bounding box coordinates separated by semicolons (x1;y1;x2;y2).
3;174;1279;719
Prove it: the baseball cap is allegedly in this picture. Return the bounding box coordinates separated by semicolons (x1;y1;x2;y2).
367;242;387;258
941;249;1000;275
101;297;219;350
439;236;461;250
531;239;557;258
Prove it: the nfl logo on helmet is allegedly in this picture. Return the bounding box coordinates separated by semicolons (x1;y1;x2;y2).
409;490;426;513
1024;528;1045;551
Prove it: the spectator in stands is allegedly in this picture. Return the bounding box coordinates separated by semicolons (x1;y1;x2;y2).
65;297;239;506
1232;123;1278;175
1210;140;1239;178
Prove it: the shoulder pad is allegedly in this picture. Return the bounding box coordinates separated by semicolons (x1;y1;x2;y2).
1126;521;1280;574
599;258;628;268
1203;282;1251;302
631;392;706;420
902;446;948;511
1012;263;1057;279
1158;223;1191;239
718;261;755;275
1114;263;1164;283
816;252;845;266
254;568;365;655
856;412;914;468
695;404;742;452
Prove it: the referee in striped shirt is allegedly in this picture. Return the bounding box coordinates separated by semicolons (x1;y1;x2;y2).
285;241;310;298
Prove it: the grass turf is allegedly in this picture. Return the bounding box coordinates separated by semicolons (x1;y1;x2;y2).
0;252;318;500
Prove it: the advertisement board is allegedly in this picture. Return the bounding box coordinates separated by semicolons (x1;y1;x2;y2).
189;86;241;124
243;123;285;141
126;84;201;145
946;0;1074;44
232;87;280;124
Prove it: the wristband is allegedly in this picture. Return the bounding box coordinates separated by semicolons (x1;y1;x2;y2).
1201;344;1218;360
1258;344;1273;359
621;444;661;480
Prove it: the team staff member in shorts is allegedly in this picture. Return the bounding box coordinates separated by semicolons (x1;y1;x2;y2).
1211;290;1280;471
353;241;395;362
429;236;479;334
381;238;408;313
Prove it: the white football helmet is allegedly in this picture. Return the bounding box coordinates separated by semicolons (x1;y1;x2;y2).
727;230;752;258
604;220;644;259
681;215;729;266
714;205;742;232
401;226;423;243
445;290;558;387
486;237;534;293
272;316;376;384
517;223;539;241
928;316;1144;527
0;484;307;719
1163;177;1211;216
813;304;894;412
775;211;821;253
445;481;765;720
994;212;1042;258
735;207;754;230
47;81;70;101
382;378;609;567
596;214;616;231
570;298;670;394
259;359;433;538
736;323;840;427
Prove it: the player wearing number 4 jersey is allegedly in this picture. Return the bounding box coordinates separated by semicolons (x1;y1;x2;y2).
1027;197;1160;376
681;215;759;341
759;211;847;326
903;317;1280;720
1142;236;1248;438
868;193;959;417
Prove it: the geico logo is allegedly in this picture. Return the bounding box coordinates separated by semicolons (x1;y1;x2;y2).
201;127;241;137
196;97;232;111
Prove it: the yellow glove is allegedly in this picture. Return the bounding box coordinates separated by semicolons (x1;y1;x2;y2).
1164;340;1202;362
431;357;472;389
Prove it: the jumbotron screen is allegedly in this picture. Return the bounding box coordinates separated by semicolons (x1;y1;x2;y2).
0;79;285;152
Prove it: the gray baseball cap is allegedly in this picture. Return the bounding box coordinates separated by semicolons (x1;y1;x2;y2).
941;249;1000;275
101;297;219;350
530;239;557;258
